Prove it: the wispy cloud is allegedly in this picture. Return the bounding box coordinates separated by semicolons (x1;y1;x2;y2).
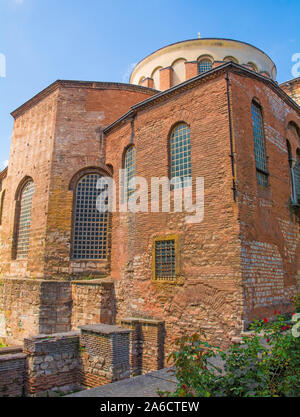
14;0;24;5
122;62;137;83
1;160;8;170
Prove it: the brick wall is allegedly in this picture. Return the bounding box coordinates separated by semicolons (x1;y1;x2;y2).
24;331;80;396
71;279;116;328
0;352;26;397
280;77;300;106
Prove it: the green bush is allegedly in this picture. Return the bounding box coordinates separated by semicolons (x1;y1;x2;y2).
164;312;300;397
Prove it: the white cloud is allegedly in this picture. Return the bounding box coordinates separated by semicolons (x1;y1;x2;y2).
1;160;8;170
122;62;137;83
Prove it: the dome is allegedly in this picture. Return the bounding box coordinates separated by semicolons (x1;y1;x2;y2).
130;38;277;90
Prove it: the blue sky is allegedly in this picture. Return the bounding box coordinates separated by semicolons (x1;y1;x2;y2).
0;0;299;169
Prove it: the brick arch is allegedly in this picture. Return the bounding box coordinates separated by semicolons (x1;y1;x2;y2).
68;165;112;191
14;175;34;201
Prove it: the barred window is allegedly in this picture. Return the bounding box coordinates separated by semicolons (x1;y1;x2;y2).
154;238;176;281
124;146;136;200
16;181;34;259
198;59;212;74
72;173;109;260
294;151;300;204
251;102;268;187
170;123;192;188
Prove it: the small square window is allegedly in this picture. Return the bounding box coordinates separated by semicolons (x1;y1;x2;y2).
153;235;181;283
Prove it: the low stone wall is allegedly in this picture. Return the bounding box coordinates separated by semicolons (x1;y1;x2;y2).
79;324;131;388
120;318;165;375
0;352;26;397
24;332;80;396
0;278;72;345
71;280;116;329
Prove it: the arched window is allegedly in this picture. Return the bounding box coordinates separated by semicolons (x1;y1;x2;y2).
294;150;300;204
72;173;110;260
15;180;34;259
286;140;296;203
223;56;239;64
251;101;268;187
198;59;213;74
124;146;136;200
169;123;192;188
0;189;5;225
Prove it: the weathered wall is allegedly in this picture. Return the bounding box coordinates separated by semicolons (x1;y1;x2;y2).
0;89;59;278
0;278;72;345
0;352;26;397
280;77;300;107
44;83;157;280
106;73;244;352
229;72;300;322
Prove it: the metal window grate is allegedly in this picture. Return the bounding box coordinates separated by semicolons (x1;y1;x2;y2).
155;239;176;280
16;181;34;259
198;59;212;74
251;102;268;187
294;159;300;202
125;146;136;200
72;174;109;260
170;123;192;188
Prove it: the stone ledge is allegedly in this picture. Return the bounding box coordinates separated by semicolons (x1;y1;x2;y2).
0;346;23;356
121;318;164;326
80;324;132;335
71;279;113;286
0;353;27;362
24;331;80;343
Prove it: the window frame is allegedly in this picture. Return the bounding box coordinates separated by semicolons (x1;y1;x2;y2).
251;100;269;187
152;234;182;284
70;169;112;261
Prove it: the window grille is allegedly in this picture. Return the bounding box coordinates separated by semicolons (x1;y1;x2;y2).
198;59;212;74
124;146;136;200
170;123;192;188
72;173;109;260
154;239;176;281
16;181;34;259
251;102;268;187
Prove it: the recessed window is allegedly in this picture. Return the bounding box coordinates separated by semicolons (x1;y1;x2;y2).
153;236;179;282
15;181;34;259
124;146;136;200
251;101;268;187
294;150;300;204
170;123;192;188
0;190;5;225
72;173;109;260
198;59;212;74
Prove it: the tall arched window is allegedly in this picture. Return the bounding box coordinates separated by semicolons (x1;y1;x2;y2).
124;146;136;200
294;150;300;204
169;123;192;188
198;59;212;74
286;140;297;203
15;180;34;259
251;101;268;187
72;173;110;260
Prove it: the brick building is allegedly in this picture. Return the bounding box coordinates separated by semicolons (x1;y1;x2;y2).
0;38;300;359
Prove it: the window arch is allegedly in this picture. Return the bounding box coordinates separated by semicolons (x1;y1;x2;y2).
169;123;192;188
286;140;297;203
223;56;239;64
251;101;268;187
72;172;110;260
198;58;213;74
14;180;35;259
124;145;136;200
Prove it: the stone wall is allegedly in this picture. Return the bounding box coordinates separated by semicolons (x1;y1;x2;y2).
71;280;116;329
79;324;131;388
0;278;72;345
120;318;165;375
0;352;26;397
24;331;80;396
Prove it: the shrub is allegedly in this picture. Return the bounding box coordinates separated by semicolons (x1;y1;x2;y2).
164;313;300;397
